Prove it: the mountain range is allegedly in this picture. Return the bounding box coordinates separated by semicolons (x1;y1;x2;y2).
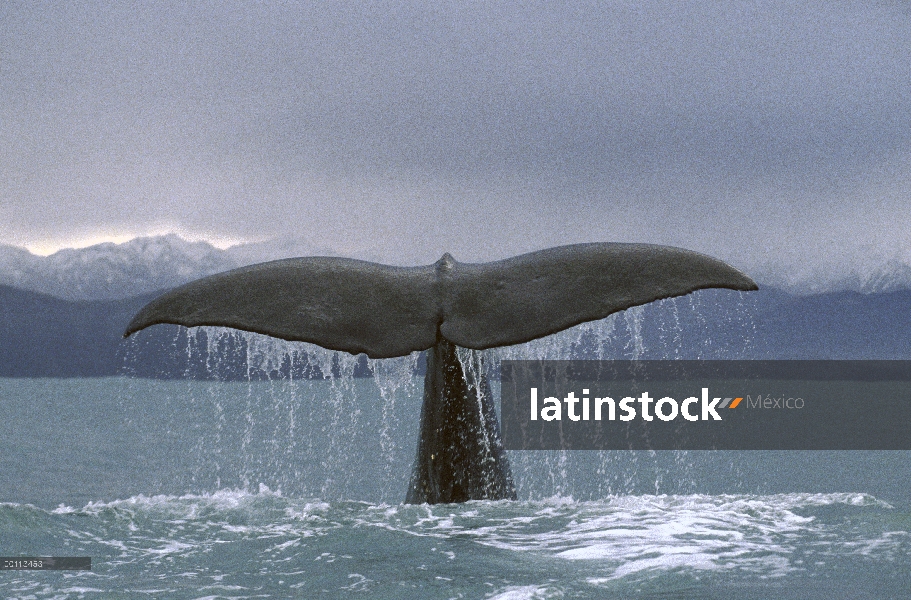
0;235;336;301
1;235;910;378
3;235;911;300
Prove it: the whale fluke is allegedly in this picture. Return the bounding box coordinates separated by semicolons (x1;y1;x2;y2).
124;243;757;358
124;242;757;504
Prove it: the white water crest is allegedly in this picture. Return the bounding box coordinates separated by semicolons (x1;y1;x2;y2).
16;490;902;586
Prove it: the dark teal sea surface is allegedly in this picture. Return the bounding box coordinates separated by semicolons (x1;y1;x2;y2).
2;327;911;598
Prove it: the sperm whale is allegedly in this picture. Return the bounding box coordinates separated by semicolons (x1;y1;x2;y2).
125;243;757;504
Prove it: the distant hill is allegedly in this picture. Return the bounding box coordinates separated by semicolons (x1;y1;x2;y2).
632;287;911;360
0;285;153;377
0;235;339;302
2;284;910;379
746;288;911;359
0;284;369;379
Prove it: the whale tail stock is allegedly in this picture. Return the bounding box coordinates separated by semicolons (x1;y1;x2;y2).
406;339;517;504
123;243;757;504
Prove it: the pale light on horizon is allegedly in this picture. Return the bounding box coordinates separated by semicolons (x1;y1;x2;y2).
20;231;255;257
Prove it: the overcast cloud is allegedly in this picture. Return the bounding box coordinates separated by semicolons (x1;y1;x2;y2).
1;1;909;286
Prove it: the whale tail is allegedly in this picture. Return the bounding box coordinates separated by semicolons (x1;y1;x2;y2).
124;243;757;357
123;242;757;504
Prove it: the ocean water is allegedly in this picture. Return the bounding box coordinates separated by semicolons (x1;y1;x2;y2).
2;314;911;598
4;489;909;599
2;375;910;599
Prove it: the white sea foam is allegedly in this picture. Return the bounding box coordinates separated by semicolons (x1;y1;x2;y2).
363;492;897;581
3;489;908;597
487;585;555;599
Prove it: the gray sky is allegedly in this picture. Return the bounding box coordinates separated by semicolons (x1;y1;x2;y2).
2;1;909;286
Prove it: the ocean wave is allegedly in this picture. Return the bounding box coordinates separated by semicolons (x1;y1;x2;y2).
356;492;902;580
2;490;905;584
1;490;908;599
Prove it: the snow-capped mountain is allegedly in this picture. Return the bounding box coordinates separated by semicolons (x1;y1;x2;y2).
0;235;236;300
749;258;911;296
849;259;911;294
0;234;349;301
